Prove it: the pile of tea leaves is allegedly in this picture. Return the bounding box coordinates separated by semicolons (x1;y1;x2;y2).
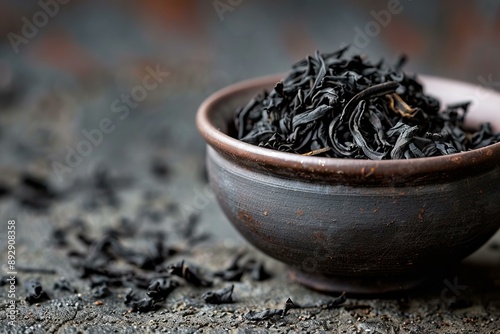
235;47;500;159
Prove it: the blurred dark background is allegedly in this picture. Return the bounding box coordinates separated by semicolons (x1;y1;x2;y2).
0;0;499;184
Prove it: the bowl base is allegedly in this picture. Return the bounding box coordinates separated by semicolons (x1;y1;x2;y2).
289;269;435;296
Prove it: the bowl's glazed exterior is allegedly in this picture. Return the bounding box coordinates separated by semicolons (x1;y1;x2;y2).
197;75;500;294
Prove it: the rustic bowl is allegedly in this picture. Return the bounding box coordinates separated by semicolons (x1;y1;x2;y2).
196;74;500;294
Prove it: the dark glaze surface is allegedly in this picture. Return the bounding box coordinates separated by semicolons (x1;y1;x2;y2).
198;74;500;293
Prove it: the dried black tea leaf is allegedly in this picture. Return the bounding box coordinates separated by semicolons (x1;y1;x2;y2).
92;285;110;299
282;297;298;316
129;297;160;313
103;217;137;238
0;181;11;197
211;255;272;282
244;297;297;321
234;48;500;159
123;274;151;290
244;308;283;321
116;244;166;271
21;173;56;198
25;279;50;304
150;158;170;179
212;253;246;282
249;262;271;281
318;292;347;309
287;292;347;313
51;228;68;247
53;277;77;293
225;253;245;271
214;269;244;282
168;260;212;287
146;278;178;301
202;285;234;304
76;232;94;247
13;171;59;209
20;173;53;195
124;288;135;305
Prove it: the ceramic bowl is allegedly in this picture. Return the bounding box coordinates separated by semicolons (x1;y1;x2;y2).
196;74;500;294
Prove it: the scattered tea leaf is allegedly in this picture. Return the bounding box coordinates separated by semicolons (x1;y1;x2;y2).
249;262;271;281
53;277;77;293
244;297;298;321
25;279;50;304
129;297;160;313
92;285;110;299
146;277;178;301
168;260;212;287
244;308;284;321
202;285;234;304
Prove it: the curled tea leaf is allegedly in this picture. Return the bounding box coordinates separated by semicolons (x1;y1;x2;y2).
202;285;234;304
25;279;50;304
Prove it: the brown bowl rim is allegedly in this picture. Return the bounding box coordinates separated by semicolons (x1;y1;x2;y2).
196;74;500;178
